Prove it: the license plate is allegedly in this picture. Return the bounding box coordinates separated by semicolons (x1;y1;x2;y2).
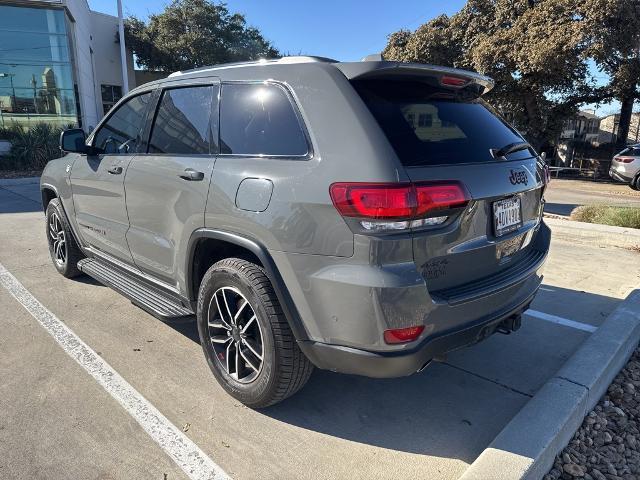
493;196;522;237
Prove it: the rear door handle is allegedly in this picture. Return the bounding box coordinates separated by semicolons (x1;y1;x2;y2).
179;168;205;181
107;166;123;175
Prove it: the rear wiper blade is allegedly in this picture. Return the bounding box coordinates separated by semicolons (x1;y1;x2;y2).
490;141;531;159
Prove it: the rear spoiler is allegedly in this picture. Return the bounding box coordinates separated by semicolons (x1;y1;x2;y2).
335;61;494;96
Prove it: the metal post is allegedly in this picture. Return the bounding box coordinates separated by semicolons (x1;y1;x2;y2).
117;0;129;95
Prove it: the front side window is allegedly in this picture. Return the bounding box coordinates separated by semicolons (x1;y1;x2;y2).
219;83;308;157
148;86;216;155
93;92;151;154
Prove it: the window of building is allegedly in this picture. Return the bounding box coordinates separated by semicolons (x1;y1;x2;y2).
219;83;308;156
417;114;432;128
0;6;78;128
101;85;123;116
93;92;151;154
148;86;217;155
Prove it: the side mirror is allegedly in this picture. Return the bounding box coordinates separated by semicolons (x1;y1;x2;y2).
540;151;547;161
60;128;88;154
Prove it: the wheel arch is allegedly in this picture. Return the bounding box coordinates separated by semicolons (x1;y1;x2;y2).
41;184;58;212
186;229;310;342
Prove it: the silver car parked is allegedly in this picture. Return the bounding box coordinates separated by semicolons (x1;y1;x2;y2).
41;56;550;407
610;144;640;190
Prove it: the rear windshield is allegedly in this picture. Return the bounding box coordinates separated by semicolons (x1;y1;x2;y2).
619;147;640;156
353;80;533;166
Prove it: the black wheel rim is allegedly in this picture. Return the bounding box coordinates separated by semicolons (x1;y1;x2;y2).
207;286;264;384
48;212;66;267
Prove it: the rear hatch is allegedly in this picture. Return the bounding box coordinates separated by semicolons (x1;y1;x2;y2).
344;63;545;297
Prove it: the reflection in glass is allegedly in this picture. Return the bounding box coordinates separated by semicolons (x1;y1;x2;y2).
0;6;77;128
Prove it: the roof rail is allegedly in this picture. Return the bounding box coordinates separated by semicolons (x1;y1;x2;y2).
169;56;338;77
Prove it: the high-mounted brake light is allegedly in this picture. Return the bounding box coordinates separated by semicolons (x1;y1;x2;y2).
440;76;469;87
329;181;469;232
384;325;425;344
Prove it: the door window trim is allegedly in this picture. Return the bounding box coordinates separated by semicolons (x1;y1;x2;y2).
218;80;314;160
140;80;221;158
86;89;156;155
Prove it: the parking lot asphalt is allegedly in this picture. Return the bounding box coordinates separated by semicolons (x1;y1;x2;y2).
1;179;639;480
543;178;640;216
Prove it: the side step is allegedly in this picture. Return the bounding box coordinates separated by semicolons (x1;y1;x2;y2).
77;258;194;321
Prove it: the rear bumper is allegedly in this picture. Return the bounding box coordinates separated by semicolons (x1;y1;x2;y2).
609;168;633;183
299;288;537;378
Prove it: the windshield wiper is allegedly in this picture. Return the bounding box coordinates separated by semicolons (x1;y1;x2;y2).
490;141;531;159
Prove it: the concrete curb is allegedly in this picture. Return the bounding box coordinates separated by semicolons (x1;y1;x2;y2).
0;176;40;187
459;289;640;480
544;217;640;249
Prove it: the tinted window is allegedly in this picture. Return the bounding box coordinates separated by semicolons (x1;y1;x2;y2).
353;80;532;166
220;83;308;156
149;86;216;155
93;93;152;154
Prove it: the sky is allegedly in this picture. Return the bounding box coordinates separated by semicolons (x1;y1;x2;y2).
88;0;621;116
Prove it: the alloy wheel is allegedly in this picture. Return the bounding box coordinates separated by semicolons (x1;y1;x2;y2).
207;286;264;383
48;212;66;267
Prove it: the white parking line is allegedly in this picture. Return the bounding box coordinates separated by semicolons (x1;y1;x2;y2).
525;309;597;333
0;263;230;480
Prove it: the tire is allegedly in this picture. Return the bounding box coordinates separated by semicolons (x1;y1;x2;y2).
632;175;640;191
45;198;83;278
196;258;313;408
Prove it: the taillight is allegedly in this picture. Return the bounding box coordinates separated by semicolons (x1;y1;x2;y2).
616;156;635;164
440;76;469;87
384;325;425;344
329;181;469;232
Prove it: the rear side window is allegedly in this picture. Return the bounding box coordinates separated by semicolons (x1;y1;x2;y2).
219;83;308;157
353;80;532;166
149;86;217;155
93;92;152;154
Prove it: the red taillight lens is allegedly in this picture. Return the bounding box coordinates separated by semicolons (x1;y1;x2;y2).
329;183;415;219
440;76;468;87
616;156;635;164
415;184;469;217
384;325;425;344
330;182;469;220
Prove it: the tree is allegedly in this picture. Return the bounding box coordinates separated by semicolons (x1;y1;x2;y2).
124;0;279;73
383;0;609;149
581;0;640;148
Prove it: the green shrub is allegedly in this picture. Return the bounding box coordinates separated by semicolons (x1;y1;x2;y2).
0;122;72;171
570;205;640;229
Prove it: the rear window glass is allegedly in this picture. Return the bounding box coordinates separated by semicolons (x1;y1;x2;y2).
353;80;533;166
149;86;216;155
620;147;640;156
219;83;308;157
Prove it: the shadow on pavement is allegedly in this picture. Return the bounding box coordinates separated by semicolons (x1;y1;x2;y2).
0;184;41;214
161;284;620;461
544;202;580;216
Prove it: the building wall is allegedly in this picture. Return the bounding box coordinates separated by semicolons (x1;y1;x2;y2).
598;113;640;145
63;0;99;129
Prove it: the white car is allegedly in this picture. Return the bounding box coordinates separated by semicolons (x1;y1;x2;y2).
610;144;640;190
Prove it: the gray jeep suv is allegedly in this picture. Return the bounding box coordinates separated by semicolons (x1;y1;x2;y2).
41;56;550;407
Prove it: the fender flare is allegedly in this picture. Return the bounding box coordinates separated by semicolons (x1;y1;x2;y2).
185;229;310;342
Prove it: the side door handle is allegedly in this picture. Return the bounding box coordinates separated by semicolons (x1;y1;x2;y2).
179;168;205;181
107;166;123;175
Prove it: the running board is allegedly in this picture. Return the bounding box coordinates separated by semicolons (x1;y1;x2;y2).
77;258;194;320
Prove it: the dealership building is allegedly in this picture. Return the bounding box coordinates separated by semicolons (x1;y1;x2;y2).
0;0;153;131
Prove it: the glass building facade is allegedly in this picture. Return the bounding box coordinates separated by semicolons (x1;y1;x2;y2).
0;5;78;128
